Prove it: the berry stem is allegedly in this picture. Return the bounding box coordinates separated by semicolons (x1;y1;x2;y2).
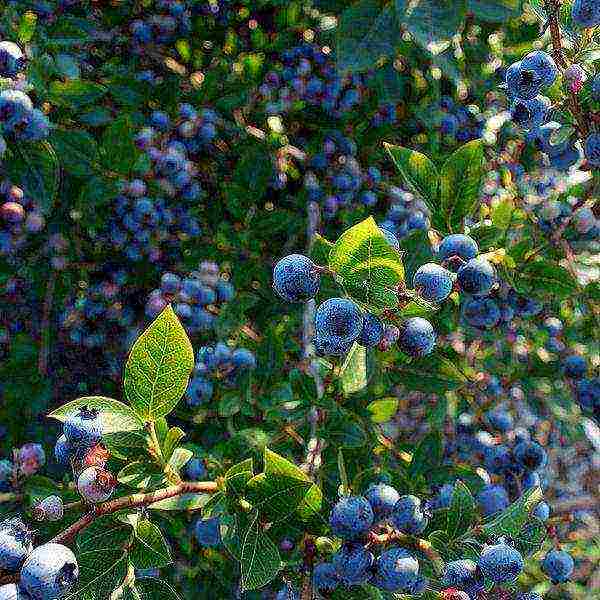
49;480;220;545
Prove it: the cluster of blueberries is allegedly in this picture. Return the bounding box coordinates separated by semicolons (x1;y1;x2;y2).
534;198;599;241
278;473;573;598
0;181;45;259
101;177;202;263
302;131;384;218
54;406;116;504
186;342;256;407
60;270;135;349
257;43;383;119
0;519;79;600
572;0;600;28
0;443;45;492
438;96;486;144
146;261;234;334
559;351;599;417
505;48;599;169
0;41;50;146
272;231;509;358
378;187;430;240
130;1;192;47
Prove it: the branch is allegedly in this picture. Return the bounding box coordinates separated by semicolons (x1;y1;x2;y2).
50;480;219;545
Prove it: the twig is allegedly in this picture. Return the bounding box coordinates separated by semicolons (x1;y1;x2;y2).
50;480;219;545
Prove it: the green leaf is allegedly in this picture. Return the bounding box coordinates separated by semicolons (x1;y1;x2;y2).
148;493;213;511
225;458;254;498
167;447;193;472
5;142;60;215
367;397;399;423
101;116;140;176
162;427;185;462
18;11;37;43
336;0;398;74
446;480;475;538
329;216;405;312
310;233;334;265
384;143;439;211
246;449;322;523
403;0;467;50
515;261;579;300
439;140;486;233
392;354;468;393
239;511;281;591
514;517;547;556
125;578;182;600
50;128;100;176
48;396;144;433
409;431;443;478
124;305;194;421
218;392;242;417
491;198;514;229
130;520;172;569
68;516;131;600
340;344;368;396
482;486;544;538
467;0;522;21
118;461;166;490
48;80;107;109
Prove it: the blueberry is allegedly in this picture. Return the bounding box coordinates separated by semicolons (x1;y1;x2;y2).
563;354;587;379
365;483;400;519
398;317;436;357
0;584;28;600
486;409;513;432
231;348;256;370
441;559;485;595
33;495;64;522
521;51;558;87
315;298;363;345
477;540;524;584
329;495;374;540
533;501;550;521
522;471;541;490
484;444;513;475
541;549;574;583
77;466;116;503
185;457;207;480
273;254;320;302
0;41;25;78
391;495;429;534
275;585;299;600
516;594;543;600
63;407;102;446
332;543;374;586
438;234;479;272
544;317;563;337
549;144;581;170
54;435;73;466
21;543;79;600
457;258;495;296
16;443;45;477
0;518;33;571
357;313;384;348
572;0;600;28
514;440;547;471
313;562;339;594
505;61;542;100
584;133;600;166
413;262;454;303
0;460;12;492
511;96;550;130
372;547;420;592
194;517;221;547
462;297;501;329
477;484;509;517
576;377;600;410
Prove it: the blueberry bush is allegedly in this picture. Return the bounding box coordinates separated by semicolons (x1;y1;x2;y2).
0;1;598;599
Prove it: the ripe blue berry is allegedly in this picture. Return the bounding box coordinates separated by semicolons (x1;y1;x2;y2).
391;495;429;534
33;495;64;522
478;540;524;584
572;0;600;28
397;317;436;357
315;298;364;355
275;585;299;600
357;313;384;348
372;547;420;592
514;440;547;471
441;559;485;595
563;354;587;379
54;435;73;466
63;406;102;446
521;51;558;87
457;258;495;296
584;133;600;166
365;483;400;519
313;562;339;594
541;549;574;583
477;484;509;517
505;61;542;100
533;501;551;521
0;518;33;571
510;96;550;130
185;458;207;480
273;254;320;302
0;42;25;78
329;495;374;540
194;517;221;547
20;543;79;600
332;543;374;586
413;262;454;303
437;234;479;272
